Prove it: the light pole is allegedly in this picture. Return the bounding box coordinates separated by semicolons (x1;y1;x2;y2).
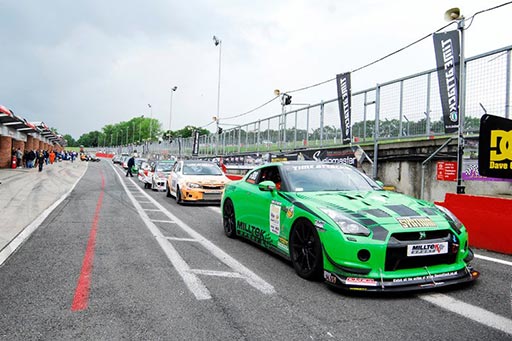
213;35;222;155
445;7;466;194
169;86;177;141
148;103;153;141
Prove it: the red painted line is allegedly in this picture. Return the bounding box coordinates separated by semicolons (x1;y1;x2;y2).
71;171;105;311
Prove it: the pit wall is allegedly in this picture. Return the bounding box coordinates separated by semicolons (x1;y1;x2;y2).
435;194;512;255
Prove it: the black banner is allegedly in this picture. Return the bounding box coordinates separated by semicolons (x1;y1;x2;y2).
192;130;200;156
336;72;351;144
433;30;460;133
478;114;512;179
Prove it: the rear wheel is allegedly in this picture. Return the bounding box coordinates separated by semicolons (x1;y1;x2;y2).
289;220;323;280
222;199;237;238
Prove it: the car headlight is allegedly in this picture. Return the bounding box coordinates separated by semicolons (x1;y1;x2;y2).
435;205;463;234
186;182;201;189
319;208;370;237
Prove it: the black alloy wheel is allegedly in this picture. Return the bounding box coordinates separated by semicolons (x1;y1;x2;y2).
222;199;237;238
289;220;323;280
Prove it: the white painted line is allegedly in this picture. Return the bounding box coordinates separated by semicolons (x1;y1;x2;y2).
151;220;176;224
144;209;161;212
0;162;89;266
111;163;211;300
420;293;512;336
113;164;275;296
138;201;153;204
165;237;198;242
474;254;512;267
208;206;221;214
189;269;244;278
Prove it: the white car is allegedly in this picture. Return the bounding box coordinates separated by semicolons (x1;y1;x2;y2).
148;160;176;191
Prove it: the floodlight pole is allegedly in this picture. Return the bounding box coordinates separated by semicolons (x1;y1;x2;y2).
213;35;222;155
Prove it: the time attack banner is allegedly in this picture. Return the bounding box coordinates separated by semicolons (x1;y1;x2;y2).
433;30;461;134
336;72;352;144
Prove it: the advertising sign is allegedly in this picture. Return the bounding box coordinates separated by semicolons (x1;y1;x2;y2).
478;114;512;179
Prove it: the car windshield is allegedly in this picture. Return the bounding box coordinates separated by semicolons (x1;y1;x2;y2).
283;164;380;192
183;163;223;175
156;162;175;172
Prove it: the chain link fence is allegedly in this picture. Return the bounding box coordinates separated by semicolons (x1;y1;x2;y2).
118;45;510;159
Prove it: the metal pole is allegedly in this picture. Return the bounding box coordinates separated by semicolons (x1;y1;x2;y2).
169;86;177;141
372;85;381;180
399;80;404;137
456;18;466;194
506;49;511;119
213;36;222;155
148;104;153;142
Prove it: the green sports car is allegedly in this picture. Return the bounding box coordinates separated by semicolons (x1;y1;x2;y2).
221;161;479;292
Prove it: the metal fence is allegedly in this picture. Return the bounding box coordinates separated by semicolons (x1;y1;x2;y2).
131;45;511;159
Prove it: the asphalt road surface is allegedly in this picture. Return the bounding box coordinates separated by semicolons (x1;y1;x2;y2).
1;160;511;340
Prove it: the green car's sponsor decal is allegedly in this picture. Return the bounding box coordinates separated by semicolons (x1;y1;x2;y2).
396;216;437;228
237;220;272;248
270;201;281;235
278;236;288;251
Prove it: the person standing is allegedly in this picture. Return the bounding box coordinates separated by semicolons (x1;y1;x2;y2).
15;148;23;168
37;150;45;172
49;150;56;164
126;155;135;177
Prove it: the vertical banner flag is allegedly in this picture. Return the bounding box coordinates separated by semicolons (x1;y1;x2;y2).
478;114;512;179
192;130;200;156
433;30;461;134
336;72;352;144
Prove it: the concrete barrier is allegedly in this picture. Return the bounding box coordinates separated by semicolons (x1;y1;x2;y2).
435;193;512;255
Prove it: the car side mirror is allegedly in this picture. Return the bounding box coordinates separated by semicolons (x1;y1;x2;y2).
258;180;276;192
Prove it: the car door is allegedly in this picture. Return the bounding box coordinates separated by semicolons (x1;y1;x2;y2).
236;166;282;250
169;161;181;195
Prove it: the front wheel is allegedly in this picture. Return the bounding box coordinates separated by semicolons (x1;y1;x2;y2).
222;199;237;238
166;185;171;197
175;186;182;204
289;220;323;280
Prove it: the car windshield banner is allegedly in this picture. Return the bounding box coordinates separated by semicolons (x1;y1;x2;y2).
336;72;352;144
478;114;512;179
433;30;460;134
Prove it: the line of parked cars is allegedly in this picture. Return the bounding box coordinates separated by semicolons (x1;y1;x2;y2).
114;155;231;205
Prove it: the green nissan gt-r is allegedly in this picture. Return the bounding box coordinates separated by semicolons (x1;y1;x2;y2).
221;161;479;292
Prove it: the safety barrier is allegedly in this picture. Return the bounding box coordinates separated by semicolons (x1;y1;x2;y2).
436;193;512;255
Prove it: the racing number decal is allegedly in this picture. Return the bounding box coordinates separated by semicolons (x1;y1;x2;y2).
270;201;281;235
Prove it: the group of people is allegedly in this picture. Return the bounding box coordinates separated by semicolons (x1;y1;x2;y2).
12;148;77;172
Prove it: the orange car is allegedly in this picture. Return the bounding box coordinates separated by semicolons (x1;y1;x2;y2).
166;160;231;204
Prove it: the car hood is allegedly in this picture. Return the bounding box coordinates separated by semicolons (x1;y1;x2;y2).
291;190;452;232
180;175;230;185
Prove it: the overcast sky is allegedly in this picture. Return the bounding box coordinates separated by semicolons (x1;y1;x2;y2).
1;0;511;139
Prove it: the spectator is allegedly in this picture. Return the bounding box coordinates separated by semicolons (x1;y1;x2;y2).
15;148;23;168
37;150;45;172
126;155;135;177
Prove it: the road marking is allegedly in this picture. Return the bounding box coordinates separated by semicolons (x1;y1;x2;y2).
143;209;161;212
208;206;221;214
474;254;512;267
189;269;244;278
111;163;275;299
420;293;512;336
152;219;176;224
71;170;105;311
165;237;198;242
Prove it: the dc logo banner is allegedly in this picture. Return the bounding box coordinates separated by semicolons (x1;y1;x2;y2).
478;114;512;179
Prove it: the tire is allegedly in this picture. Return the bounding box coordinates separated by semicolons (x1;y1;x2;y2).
144;183;148;189
166;185;171;197
289;220;323;280
222;199;237;238
175;186;182;204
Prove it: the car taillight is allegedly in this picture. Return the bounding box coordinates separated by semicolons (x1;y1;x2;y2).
144;170;148;176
